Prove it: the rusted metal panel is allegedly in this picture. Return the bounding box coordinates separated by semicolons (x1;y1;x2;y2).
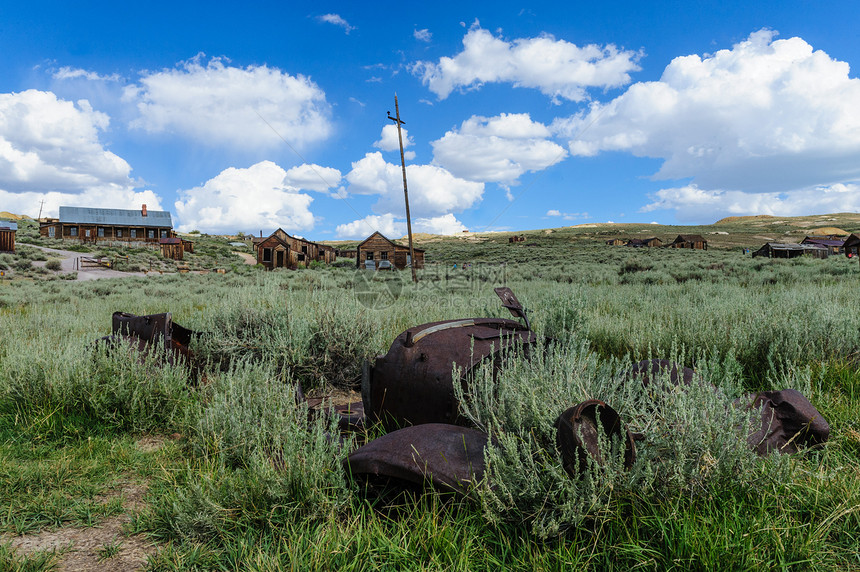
741;389;830;455
365;317;536;430
107;311;197;366
344;423;488;495
555;399;636;478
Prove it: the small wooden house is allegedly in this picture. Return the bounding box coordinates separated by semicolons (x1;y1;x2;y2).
159;237;184;260
626;237;663;248
508;235;526;243
253;228;336;270
752;242;828;259
182;239;194;253
39;205;173;244
606;238;626;246
843;234;860;257
669;234;708;250
0;220;16;253
357;231;425;270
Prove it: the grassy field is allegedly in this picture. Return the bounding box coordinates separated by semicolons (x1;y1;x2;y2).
1;222;859;570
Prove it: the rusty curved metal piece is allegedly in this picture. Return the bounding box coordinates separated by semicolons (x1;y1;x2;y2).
343;423;488;495
101;311;198;368
742;389;830;455
364;317;537;430
555;399;636;478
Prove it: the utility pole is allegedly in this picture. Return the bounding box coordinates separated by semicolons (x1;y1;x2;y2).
388;94;418;284
37;199;45;221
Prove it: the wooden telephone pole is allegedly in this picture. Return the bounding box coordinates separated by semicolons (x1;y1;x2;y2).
388;94;418;283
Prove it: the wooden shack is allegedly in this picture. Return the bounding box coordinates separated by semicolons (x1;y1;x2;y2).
159;237;184;260
669;234;708;250
752;242;828;259
626;237;663;248
800;236;843;255
357;231;425;270
0;220;16;253
605;238;625;246
843;234;860;257
39;205;173;244
509;235;525;243
182;239;194;253
253;228;336;270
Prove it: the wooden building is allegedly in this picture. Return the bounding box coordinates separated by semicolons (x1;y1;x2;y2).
626;237;663;248
357;231;425;270
40;205;173;244
605;238;626;246
159;237;184;260
752;242;828;259
509;235;525;243
669;234;708;250
843;234;860;257
801;236;844;255
0;220;16;253
253;228;336;270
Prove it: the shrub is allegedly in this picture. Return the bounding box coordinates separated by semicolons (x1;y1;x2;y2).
45;259;62;271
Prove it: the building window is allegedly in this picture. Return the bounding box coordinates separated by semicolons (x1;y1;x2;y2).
130;229;137;238
116;229;123;238
366;252;373;260
160;230;168;238
48;226;55;238
70;227;78;237
262;248;272;262
148;229;155;239
98;227;105;237
380;251;389;260
298;253;306;261
84;229;91;237
301;245;308;254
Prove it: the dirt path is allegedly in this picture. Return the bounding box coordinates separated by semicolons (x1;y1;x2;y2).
233;251;257;265
2;437;166;571
27;245;147;281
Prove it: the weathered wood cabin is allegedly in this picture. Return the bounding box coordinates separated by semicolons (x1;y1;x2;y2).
159;237;184;260
605;238;626;246
509;235;525;243
843;234;860;257
626;237;663;248
39;205;173;244
752;242;828;259
357;231;425;270
0;220;16;252
801;236;844;255
253;228;336;270
669;234;708;250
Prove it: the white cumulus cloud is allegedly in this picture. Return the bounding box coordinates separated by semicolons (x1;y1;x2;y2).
641;183;860;223
411;23;641;101
431;113;566;184
345;152;484;217
0;89;159;217
414;29;432;42
318;14;355;34
554;29;860;193
335;212;466;239
125;55;332;149
283;163;342;192
174;161;315;233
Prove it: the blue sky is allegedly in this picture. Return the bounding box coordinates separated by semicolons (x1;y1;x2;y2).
2;1;859;238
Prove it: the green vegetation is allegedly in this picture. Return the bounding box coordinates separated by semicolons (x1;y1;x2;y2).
0;238;859;570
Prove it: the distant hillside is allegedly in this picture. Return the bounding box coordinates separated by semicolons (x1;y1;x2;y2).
0;212;31;221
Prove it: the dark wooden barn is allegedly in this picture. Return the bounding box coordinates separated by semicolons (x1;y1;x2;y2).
626;237;663;248
253;228;336;270
752;242;828;259
357;231;425;270
159;237;184;260
39;205;173;244
669;234;708;250
843;234;860;257
0;220;16;253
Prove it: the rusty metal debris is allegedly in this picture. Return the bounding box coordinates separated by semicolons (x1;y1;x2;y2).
363;287;537;430
100;311;198;367
555;399;636;478
343;423;488;495
741;389;830;455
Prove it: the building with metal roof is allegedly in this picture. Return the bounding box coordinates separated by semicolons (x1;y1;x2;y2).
39;205;173;244
0;220;16;252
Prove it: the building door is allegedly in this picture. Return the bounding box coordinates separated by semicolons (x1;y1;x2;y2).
276;250;284;267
